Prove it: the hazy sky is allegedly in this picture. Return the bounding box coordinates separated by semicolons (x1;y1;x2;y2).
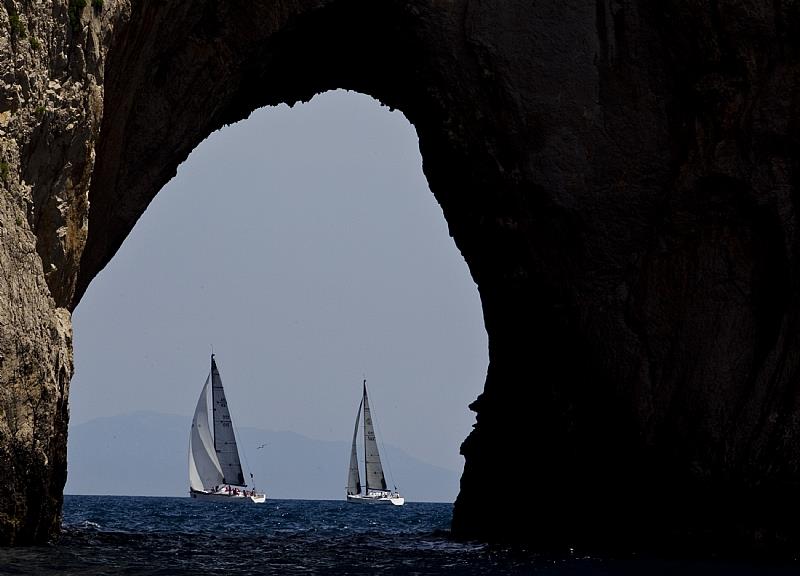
69;89;488;483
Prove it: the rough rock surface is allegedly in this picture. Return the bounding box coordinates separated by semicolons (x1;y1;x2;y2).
0;0;117;543
2;0;800;555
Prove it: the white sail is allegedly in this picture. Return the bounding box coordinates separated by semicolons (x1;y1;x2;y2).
211;355;246;486
347;397;363;495
362;381;387;492
189;374;224;491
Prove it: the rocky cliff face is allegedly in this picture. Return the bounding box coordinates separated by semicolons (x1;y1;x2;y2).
0;0;119;542
2;0;800;554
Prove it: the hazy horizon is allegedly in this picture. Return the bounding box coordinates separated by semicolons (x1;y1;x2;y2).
65;410;460;502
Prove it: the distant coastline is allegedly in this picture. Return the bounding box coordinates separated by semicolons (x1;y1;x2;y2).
66;411;460;502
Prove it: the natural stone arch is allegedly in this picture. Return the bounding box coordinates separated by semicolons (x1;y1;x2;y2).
2;0;800;554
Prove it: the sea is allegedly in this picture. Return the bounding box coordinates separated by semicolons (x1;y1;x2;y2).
0;496;796;575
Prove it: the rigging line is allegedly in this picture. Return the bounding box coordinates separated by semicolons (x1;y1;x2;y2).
370;382;399;492
232;414;256;489
225;373;256;490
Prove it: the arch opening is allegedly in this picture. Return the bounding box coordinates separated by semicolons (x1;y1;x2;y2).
67;89;488;502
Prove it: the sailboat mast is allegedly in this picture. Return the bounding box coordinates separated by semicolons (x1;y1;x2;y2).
362;379;368;493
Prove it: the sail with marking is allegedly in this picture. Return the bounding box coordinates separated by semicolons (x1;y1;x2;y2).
347;398;363;495
211;356;246;486
362;381;387;491
189;374;224;491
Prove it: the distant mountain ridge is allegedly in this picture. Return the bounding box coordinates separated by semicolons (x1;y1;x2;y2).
66;411;460;502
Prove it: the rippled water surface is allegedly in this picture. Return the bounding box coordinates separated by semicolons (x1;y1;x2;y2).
0;496;796;575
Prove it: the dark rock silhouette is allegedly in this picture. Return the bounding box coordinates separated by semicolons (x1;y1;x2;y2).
1;0;799;554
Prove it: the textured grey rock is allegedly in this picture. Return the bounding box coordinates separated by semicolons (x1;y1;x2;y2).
2;0;800;554
0;0;120;543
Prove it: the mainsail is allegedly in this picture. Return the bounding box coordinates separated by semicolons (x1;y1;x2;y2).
211;355;246;486
347;398;363;495
362;381;387;491
189;374;224;491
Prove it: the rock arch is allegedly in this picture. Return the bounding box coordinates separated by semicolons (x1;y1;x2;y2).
2;0;800;554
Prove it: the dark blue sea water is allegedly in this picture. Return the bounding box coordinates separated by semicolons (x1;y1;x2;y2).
0;496;796;575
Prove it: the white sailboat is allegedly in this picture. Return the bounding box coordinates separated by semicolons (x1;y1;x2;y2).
346;379;404;506
188;354;266;503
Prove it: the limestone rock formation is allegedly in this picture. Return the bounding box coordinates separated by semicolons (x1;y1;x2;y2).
2;0;800;555
0;0;113;543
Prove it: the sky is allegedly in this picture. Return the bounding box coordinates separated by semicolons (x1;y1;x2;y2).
69;89;488;487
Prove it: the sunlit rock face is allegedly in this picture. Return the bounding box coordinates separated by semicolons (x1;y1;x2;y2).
2;0;800;553
0;0;113;543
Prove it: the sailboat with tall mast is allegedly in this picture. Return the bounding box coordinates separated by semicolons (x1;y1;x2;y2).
346;379;404;505
188;354;266;503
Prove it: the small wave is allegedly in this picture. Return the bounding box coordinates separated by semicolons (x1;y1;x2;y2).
42;496;795;576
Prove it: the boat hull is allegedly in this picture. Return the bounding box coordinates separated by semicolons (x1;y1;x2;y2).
190;488;266;503
347;493;404;506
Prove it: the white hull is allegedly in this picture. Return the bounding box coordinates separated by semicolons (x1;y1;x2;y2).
190;488;266;503
347;492;404;506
